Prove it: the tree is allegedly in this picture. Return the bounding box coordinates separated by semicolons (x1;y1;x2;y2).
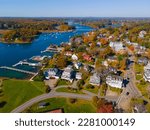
77;79;85;90
45;85;51;93
56;55;67;69
92;96;99;107
100;38;108;45
97;103;114;113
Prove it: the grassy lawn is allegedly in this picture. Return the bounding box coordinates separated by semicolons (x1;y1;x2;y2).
84;85;99;94
56;87;84;94
137;81;150;99
0;79;45;112
108;86;122;95
136;74;143;80
57;79;71;86
25;97;96;113
135;64;144;74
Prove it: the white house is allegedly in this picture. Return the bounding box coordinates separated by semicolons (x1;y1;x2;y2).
97;42;101;46
106;75;123;89
76;72;82;80
143;62;150;82
109;42;125;52
74;62;82;69
90;73;101;86
44;68;59;79
139;30;147;38
72;54;78;61
61;65;74;82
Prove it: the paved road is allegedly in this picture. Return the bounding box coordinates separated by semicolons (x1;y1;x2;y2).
11;92;92;113
116;52;142;108
12;87;119;113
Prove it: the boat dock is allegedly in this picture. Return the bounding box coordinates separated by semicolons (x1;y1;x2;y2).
0;66;36;75
41;47;63;53
13;61;41;67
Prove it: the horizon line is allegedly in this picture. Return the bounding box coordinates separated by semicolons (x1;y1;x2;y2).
0;16;150;18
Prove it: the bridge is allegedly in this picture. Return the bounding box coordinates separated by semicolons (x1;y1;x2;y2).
0;66;36;75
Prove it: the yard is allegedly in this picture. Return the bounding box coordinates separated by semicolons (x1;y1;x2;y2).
84;84;99;94
0;79;45;112
56;87;84;94
25;97;96;113
57;79;71;86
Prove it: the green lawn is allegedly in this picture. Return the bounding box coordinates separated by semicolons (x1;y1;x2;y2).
0;79;45;112
56;87;84;94
135;64;144;74
108;86;122;94
137;82;150;99
136;74;143;80
25;98;96;113
57;79;71;86
84;85;99;94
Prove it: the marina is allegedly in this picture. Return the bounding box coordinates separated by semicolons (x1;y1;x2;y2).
0;24;93;79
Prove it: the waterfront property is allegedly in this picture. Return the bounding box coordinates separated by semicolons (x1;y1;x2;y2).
44;68;60;79
31;56;47;61
106;75;123;89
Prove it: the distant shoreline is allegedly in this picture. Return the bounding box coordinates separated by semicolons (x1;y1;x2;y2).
0;29;74;44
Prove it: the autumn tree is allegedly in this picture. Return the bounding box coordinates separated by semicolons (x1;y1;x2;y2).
56;55;67;69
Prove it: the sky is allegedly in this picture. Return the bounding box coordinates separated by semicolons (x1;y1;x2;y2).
0;0;150;17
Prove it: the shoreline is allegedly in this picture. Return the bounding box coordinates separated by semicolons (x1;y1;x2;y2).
0;29;74;44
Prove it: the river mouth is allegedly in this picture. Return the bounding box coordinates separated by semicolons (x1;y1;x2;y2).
0;24;93;79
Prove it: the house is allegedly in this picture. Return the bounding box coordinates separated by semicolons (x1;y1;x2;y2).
90;73;101;86
74;37;83;44
133;104;147;113
72;54;78;60
107;56;118;62
106;75;123;89
76;72;82;80
108;67;117;74
61;65;74;82
74;62;82;69
32;56;47;61
65;51;73;56
143;62;150;82
109;42;125;52
99;67;117;77
97;42;101;46
83;54;92;62
139;30;147;38
102;60;108;67
137;57;148;65
44;68;59;79
83;64;90;72
83;64;94;72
